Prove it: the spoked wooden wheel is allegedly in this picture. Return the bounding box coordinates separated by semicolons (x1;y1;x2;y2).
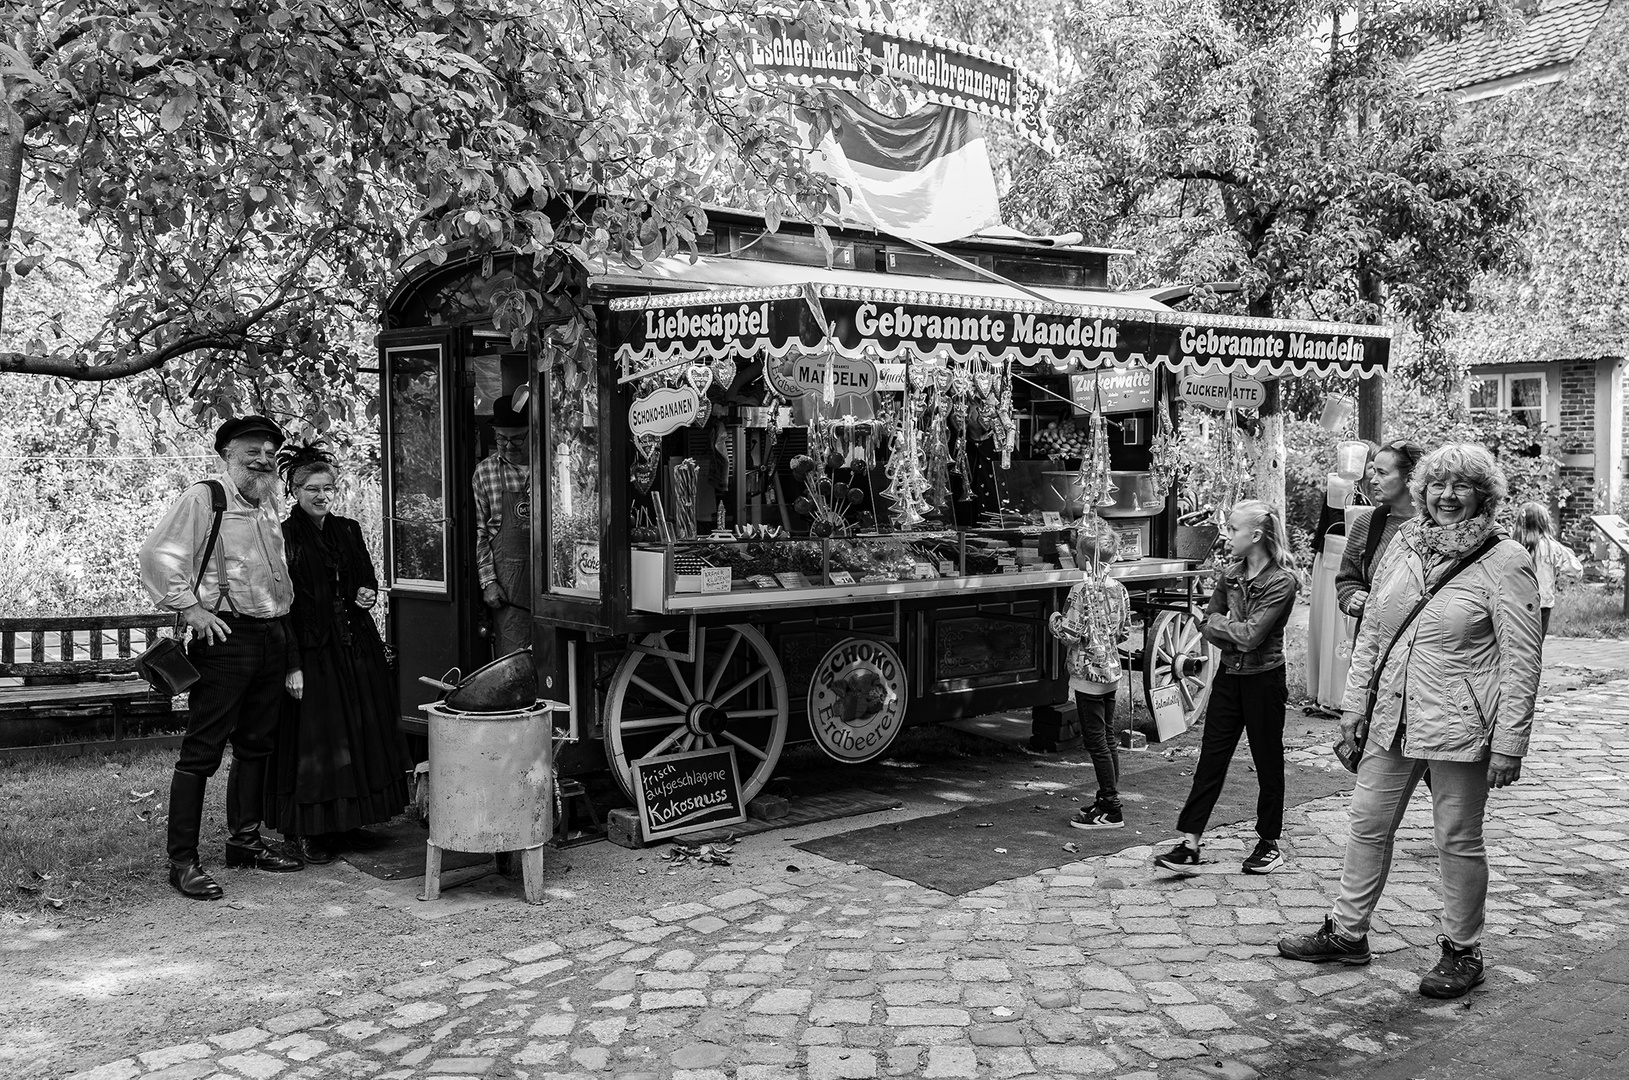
603;623;789;803
1142;608;1219;730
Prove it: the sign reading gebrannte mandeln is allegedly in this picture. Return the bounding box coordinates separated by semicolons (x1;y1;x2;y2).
746;16;1056;150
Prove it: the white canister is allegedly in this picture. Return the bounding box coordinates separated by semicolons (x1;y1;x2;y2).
1325;472;1355;509
1318;395;1356;433
1335;440;1370;481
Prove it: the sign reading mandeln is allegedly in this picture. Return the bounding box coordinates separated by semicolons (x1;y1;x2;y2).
807;637;909;764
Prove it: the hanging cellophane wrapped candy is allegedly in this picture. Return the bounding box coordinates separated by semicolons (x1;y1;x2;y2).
883;364;933;529
950;366;974;492
1150;403;1181;497
924;366;953;511
1077;377;1114;510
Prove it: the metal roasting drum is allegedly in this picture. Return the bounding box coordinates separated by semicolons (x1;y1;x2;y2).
417;648;538;713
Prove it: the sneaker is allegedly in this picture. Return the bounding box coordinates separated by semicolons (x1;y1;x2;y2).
1070;803;1124;830
1153;840;1201;875
1278;916;1372;966
1242;839;1283;874
1418;936;1485;999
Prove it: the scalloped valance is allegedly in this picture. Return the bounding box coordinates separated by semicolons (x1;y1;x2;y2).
609;282;1390;386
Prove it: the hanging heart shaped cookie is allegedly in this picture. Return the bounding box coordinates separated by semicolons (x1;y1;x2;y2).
686;364;714;398
690;399;712;427
710;356;737;392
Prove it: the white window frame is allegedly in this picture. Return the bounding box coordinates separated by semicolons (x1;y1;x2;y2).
1467;370;1547;429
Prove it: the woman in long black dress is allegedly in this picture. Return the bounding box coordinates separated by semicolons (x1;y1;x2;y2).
269;447;411;864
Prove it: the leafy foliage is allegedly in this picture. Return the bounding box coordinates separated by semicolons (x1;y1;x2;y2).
1282;383;1566;557
0;0;858;425
1442;0;1629;370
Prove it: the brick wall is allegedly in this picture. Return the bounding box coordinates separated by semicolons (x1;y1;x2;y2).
1555;358;1599;539
1557;357;1596;455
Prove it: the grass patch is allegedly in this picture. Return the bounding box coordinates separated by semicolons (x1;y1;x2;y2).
0;747;223;913
1548;582;1629;639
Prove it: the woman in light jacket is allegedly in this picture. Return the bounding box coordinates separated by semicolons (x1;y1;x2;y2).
1279;443;1541;1000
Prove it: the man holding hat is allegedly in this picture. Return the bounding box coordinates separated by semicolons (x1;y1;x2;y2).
140;414;303;900
474;395;533;657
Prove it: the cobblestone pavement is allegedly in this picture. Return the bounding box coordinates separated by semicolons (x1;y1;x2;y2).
66;661;1629;1080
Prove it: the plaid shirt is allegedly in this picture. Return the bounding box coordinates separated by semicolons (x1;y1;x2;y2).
473;451;529;587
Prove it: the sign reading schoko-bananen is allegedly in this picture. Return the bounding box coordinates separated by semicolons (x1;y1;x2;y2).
807;638;909;764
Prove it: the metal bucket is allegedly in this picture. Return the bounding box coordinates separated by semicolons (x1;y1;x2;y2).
425;700;561;853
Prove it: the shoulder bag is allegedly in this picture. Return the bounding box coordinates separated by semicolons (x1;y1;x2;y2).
136;481;227;695
1334;533;1501;772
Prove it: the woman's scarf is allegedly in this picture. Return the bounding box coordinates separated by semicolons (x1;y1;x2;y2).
1396;510;1498;583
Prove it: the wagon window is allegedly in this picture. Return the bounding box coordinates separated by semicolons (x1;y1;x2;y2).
545;323;601;596
384;343;449;591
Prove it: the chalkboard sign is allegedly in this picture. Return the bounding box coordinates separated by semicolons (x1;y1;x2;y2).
631;746;747;842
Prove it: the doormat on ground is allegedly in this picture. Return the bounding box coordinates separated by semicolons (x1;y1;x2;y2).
674;787;903;846
337;816;492;881
794;755;1351;895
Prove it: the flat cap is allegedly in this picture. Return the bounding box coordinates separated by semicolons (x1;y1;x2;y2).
214;414;286;454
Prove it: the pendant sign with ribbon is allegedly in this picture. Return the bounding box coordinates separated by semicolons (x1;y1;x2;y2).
767;352;880;400
1178;373;1266;411
630;385;703;438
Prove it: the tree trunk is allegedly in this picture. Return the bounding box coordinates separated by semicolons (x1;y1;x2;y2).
1249;380;1287;514
0;92;27;332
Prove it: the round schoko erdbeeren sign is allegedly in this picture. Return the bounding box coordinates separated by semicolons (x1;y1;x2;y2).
807;638;908;764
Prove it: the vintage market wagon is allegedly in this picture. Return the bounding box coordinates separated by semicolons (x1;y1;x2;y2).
377;208;1389;805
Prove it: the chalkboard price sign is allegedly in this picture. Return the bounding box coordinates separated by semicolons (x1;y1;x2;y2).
631;746;748;842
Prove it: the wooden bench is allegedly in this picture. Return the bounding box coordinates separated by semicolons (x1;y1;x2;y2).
0;614;181;754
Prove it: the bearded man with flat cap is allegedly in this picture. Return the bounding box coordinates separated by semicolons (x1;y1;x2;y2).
140;415;303;900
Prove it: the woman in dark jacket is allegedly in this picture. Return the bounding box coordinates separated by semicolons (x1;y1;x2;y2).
268;446;411;864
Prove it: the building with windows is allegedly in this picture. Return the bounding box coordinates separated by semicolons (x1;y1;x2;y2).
1409;0;1629;536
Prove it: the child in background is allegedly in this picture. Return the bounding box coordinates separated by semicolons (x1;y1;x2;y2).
1048;517;1133;829
1515;502;1583;638
1155;500;1298;874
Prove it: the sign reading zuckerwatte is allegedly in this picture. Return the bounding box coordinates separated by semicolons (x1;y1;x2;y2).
747;17;1055;150
1070;368;1155;414
611;296;1391;378
631;746;747;842
807;638;909;764
1178;373;1267;411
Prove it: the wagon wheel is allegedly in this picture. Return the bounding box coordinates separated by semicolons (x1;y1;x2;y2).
1142;608;1218;732
603;623;789;804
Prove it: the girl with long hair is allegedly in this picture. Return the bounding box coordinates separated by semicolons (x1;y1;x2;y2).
1155;500;1299;876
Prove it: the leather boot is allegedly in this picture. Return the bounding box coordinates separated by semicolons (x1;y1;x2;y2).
166;770;223;900
223;758;302;873
294;835;336;865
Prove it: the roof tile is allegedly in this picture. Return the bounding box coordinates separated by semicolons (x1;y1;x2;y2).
1407;0;1612;94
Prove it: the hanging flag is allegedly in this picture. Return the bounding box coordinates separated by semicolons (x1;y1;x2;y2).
808;91;1001;244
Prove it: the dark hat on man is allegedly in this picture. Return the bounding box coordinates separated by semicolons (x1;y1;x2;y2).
214;414;286;454
491;396;530;432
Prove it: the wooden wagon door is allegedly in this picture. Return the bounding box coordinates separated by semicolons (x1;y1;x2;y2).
378;328;471;731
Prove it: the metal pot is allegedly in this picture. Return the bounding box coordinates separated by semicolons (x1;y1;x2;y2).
418;648;537;713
